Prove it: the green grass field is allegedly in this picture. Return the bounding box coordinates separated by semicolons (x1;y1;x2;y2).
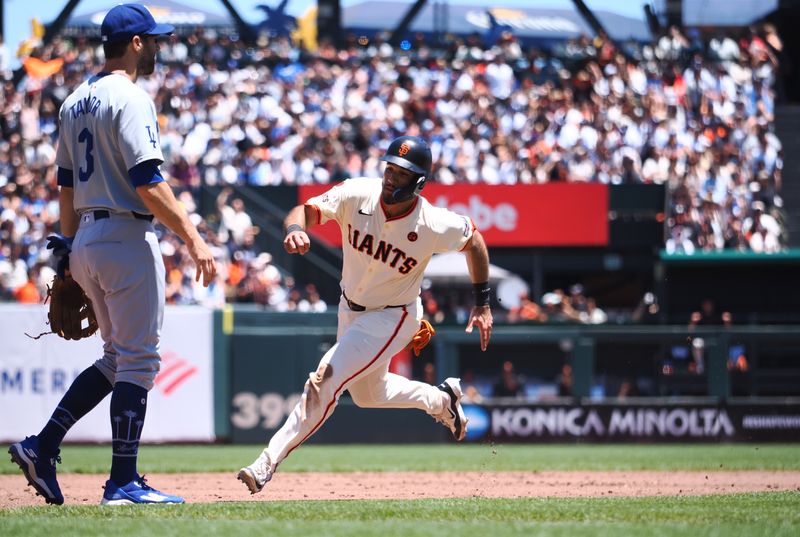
2;444;799;537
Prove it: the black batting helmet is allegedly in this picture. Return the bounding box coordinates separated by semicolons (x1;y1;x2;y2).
380;136;432;178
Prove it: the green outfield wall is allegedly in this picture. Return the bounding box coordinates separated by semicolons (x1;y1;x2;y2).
213;308;800;443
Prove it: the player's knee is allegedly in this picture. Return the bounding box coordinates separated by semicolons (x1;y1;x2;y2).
114;362;160;391
93;357;117;385
300;363;334;420
113;376;155;391
349;389;369;408
349;382;385;408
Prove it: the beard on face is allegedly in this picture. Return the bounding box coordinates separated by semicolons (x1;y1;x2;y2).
137;39;157;75
381;182;416;205
138;53;156;75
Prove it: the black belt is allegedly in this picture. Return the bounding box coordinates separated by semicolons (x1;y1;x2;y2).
343;291;404;312
92;209;154;222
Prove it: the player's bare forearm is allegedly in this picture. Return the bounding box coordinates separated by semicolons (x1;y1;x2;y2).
137;182;201;245
283;204;318;255
137;181;217;286
464;230;493;351
58;187;79;237
465;230;490;284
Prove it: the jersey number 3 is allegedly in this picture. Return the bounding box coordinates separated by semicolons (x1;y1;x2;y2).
78;128;94;182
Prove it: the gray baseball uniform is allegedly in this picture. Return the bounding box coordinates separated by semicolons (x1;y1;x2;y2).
6;3;188;507
55;72;165;390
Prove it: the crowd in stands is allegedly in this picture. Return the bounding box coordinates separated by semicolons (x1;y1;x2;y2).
0;21;788;310
422;281;610;325
509;284;609;324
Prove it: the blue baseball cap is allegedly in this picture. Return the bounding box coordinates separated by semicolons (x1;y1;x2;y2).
101;4;175;44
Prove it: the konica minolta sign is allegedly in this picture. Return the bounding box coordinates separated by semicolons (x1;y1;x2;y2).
462;403;800;442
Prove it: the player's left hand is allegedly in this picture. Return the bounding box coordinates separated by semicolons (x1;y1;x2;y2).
188;239;217;287
466;305;493;351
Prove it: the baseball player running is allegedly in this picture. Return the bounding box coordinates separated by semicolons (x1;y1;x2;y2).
238;135;493;494
8;4;216;505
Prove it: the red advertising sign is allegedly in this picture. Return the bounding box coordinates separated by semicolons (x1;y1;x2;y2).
298;183;609;247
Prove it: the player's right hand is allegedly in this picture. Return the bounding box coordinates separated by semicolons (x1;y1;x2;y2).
284;231;311;255
189;240;217;287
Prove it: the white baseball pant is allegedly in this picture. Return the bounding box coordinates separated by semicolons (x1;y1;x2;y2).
265;297;449;469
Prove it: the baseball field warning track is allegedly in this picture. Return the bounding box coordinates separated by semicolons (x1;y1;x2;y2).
1;471;799;508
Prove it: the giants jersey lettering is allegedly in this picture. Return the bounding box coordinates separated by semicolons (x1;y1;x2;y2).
55;72;164;213
306;177;475;309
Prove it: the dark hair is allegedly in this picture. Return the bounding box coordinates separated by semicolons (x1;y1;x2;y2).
103;38;130;60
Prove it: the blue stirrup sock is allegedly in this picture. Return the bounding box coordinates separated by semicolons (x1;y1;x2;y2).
109;381;149;486
38;365;113;454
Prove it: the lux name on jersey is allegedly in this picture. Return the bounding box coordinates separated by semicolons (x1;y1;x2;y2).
70;95;102;119
347;224;418;274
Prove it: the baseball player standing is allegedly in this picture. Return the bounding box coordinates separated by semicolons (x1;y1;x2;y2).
238;135;493;494
8;4;216;505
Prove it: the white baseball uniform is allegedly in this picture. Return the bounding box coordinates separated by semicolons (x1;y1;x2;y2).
55;72;165;390
263;177;476;469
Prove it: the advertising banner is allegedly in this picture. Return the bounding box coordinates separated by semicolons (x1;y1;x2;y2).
0;305;214;443
463;402;800;443
298;183;609;247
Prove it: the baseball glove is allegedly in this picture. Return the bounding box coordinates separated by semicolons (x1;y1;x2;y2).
46;274;98;340
408;319;436;357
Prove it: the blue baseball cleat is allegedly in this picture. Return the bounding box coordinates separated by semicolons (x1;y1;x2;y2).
101;475;185;505
8;435;64;505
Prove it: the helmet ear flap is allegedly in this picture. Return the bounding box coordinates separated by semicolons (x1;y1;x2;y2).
416;175;426;193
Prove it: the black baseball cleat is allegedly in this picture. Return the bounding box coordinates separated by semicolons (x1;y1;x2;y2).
436;378;468;441
8;435;64;505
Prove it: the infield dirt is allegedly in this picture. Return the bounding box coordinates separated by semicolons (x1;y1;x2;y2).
1;471;799;507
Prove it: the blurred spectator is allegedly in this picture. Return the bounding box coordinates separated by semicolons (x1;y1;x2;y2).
539;285;607;324
301;284;328;313
687;298;734;375
631;291;660;323
568;284;588;314
235;257;272;306
617;377;639;399
540;291;574;323
460;368;484;404
744;201;782;253
581;298;608;324
493;360;523;398
507;291;545;323
657;26;690;62
13;268;41;304
217;188;255;247
0;35;11;80
689;298;732;327
422;362;436;385
421;289;445;324
556;363;574;397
